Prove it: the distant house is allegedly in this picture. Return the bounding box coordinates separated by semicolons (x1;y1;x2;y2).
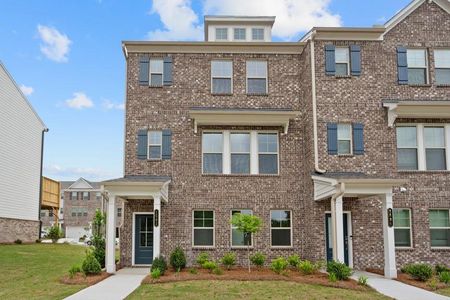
0;61;47;243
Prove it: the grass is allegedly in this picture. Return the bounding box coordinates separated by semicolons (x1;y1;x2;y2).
0;243;87;300
126;280;391;300
437;287;450;297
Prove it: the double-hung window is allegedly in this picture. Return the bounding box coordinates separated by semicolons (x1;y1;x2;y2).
193;210;214;247
96;192;101;201
407;49;428;84
202;133;223;174
82;192;89;201
396;126;418;170
393;209;412;248
148;131;162;160
230;133;250;174
211;60;232;94
429;209;450;248
149;59;163;86
83;208;88;217
231;210;253;247
270;210;292;247
435;49;450;85
215;28;228;41
252;28;264;41
337;124;352;155
234;28;246;40
71;192;77;201
424;126;446;170
258;133;278;174
246;61;268;94
71;209;76;217
335;47;350;76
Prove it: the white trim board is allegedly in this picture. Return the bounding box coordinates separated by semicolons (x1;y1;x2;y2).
325;210;353;268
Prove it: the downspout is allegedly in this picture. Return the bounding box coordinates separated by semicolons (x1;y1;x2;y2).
331;182;345;261
38;128;49;239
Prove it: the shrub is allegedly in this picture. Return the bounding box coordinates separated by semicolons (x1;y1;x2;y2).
436;264;450;275
326;261;352;280
250;252;266;268
358;275;368;286
202;261;217;272
427;277;439;290
297;260;316;275
196;252;210;266
47;225;61;243
221;252;236;270
271;257;288;275
151;268;161;279
328;272;337;283
288;255;301;268
439;271;450;284
68;265;82;278
402;263;433;282
170;246;186;272
213;267;223;275
189;268;198;275
81;251;102;275
14;239;22;244
92;237;105;268
91;210;106;267
151;256;167;275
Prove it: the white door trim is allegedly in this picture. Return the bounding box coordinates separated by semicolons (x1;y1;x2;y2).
132;212;154;266
325;210;353;268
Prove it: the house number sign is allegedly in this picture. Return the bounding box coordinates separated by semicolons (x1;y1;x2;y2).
387;208;393;227
154;209;159;227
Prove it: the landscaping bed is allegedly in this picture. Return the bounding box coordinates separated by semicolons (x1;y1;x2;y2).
60;271;110;286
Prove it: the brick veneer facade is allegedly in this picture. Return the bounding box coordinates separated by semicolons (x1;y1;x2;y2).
0;217;39;243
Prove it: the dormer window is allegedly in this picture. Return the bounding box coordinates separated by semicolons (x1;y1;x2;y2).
215;28;228;41
252;28;264;41
234;28;246;40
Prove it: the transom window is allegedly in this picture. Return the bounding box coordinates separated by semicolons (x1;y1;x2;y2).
335;47;350;76
246;61;268;94
396;126;418;170
337;124;352;155
82;192;89;200
435;49;450;85
215;28;228;40
258;133;278;174
211;60;232;94
148;131;162;160
429;209;450;248
393;209;412;248
202;132;223;174
231;210;253;247
424;127;446;170
407;49;428;84
230;133;251;174
252;28;264;41
270;210;292;247
149;59;163;86
193;210;214;247
234;28;246;40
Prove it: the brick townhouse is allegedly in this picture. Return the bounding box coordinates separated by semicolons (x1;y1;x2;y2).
102;0;450;278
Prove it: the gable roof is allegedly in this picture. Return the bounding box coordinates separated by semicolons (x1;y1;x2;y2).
67;177;100;190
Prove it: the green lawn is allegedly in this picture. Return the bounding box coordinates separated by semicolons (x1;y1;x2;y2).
127;280;391;300
0;243;87;300
437;287;450;297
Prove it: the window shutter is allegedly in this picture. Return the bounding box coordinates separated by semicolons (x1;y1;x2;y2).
163;56;173;86
350;45;361;76
139;56;149;86
397;47;408;85
137;129;148;160
353;123;364;155
327;123;338;155
325;45;336;76
162;129;172;160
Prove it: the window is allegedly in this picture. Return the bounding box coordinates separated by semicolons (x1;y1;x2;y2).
424;127;446;170
258;133;278;174
429;209;450;247
117;207;122;218
149;58;163;86
40;211;46;217
211;60;232;94
83;209;88;217
148;131;162;160
252;28;264;41
71;192;77;200
337;124;352;155
96;192;101;201
234;28;246;40
49;210;54;217
407;49;428;84
393;209;412;248
215;28;228;40
435;50;450;85
231;210;253;247
71;209;76;217
271;210;292;247
77;209;82;217
230;133;250;174
246;61;267;94
82;192;89;200
202;133;223;174
335;47;350;76
193;210;214;247
396;126;418;170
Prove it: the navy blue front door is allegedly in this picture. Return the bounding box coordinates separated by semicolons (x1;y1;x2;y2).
135;214;153;264
325;213;349;266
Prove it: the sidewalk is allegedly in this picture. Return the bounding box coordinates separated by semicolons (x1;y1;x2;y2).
352;271;449;300
65;268;149;300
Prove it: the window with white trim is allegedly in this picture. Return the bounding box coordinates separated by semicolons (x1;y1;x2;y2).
429;209;450;247
193;210;214;247
435;49;450;85
335;47;350;76
424;126;446;170
71;192;77;201
393;208;412;248
211;60;232;94
246;61;268;94
149;58;163;86
215;28;228;41
202;132;223;174
234;28;246;40
270;210;292;247
258;133;278;174
82;192;89;201
148;131;162;160
396;126;418;170
230;133;250;174
96;192;101;201
252;28;264;41
407;49;428;84
337;124;352;155
231;210;253;247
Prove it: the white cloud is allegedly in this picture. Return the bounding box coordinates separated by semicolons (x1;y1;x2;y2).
147;0;203;41
37;25;72;62
44;164;115;181
65;92;94;109
102;99;125;110
20;84;34;96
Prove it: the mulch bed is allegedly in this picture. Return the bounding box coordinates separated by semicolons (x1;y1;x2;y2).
60;272;110;286
142;267;371;292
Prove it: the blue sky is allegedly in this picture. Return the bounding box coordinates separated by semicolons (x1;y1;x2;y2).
1;0;411;181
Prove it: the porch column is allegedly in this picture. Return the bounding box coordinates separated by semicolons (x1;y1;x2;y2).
106;194;117;273
382;193;397;278
153;195;161;259
334;196;345;263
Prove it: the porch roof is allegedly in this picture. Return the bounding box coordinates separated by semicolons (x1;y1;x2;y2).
383;100;450;127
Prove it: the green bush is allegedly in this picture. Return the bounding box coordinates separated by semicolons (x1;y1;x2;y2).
427;277;439;290
297;260;316;275
213;267;223;275
202;261;217;272
221;252;236;270
91;210;106;267
196;252;210;266
402;263;433;281
151;268;161;279
81;252;102;275
35;239;41;243
170;246;186;272
328;272;337;283
47;225;61;243
288;255;301;268
189;268;198;274
326;261;352;280
92;236;105;268
250;252;266;268
271;257;288;275
439;271;450;284
68;265;82;278
436;264;450;275
358;275;368;286
151;256;167;275
14;239;22;244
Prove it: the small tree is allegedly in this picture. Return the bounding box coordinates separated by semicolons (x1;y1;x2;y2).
47;225;61;243
91;209;106;267
230;213;262;272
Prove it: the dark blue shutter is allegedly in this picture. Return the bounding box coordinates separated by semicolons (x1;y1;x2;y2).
350;45;361;76
162;129;172;160
163;56;173;86
397;47;408;85
325;45;336;76
139;56;149;86
137;129;148;160
327;123;338;155
353;123;364;155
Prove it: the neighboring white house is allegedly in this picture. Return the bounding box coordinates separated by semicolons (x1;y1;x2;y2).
0;61;47;243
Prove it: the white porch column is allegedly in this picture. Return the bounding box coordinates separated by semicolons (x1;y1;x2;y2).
334;196;345;263
153;195;161;259
382;192;397;278
106;194;117;273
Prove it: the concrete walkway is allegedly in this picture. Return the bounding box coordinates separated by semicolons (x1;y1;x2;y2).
352;271;449;300
65;268;149;300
